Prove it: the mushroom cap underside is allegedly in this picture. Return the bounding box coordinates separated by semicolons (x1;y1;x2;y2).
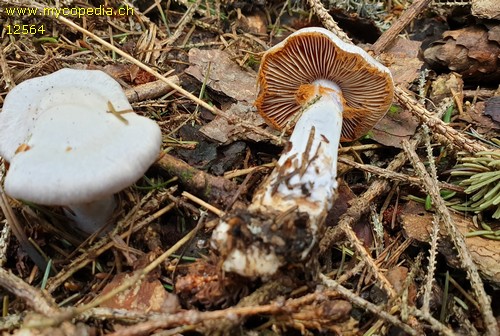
255;27;394;141
0;69;162;205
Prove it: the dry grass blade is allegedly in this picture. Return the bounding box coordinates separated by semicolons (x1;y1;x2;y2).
55;15;216;112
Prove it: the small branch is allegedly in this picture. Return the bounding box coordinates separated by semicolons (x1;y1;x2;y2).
338;157;463;192
156;153;239;208
307;0;352;43
125;76;179;103
197;279;293;334
104;288;346;336
396;88;489;153
320;274;417;335
0;267;59;316
411;307;455;336
370;0;433;55
181;191;224;217
340;220;396;297
402;141;498;336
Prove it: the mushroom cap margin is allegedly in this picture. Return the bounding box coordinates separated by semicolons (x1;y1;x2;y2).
255;27;394;141
0;69;162;205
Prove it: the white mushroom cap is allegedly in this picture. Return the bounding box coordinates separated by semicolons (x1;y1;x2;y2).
0;69;162;205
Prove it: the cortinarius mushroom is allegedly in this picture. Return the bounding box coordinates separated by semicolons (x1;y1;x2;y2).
212;27;394;277
0;69;162;234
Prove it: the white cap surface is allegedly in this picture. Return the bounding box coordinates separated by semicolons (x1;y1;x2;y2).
0;69;162;205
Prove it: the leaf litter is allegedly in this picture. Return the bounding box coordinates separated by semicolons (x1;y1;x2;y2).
0;0;499;335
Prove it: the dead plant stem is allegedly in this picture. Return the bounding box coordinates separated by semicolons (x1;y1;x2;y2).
402;141;498;336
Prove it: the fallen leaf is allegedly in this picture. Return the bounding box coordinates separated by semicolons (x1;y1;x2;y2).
379;38;423;86
400;201;500;284
209;141;247;176
386;266;417;304
487;25;500;44
429;72;464;105
100;273;179;313
200;102;274;144
371;107;419;148
484;96;500;123
460;101;500;136
235;12;268;34
176;125;218;169
186;49;257;104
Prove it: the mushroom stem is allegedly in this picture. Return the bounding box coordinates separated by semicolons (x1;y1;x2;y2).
212;81;343;277
252;80;343;236
64;196;116;234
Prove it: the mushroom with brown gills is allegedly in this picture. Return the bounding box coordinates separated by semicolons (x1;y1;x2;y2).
211;27;394;278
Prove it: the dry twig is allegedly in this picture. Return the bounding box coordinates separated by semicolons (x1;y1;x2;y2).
402;141;498;336
422;215;440;314
156;153;239;208
306;0;352;43
320;274;417;335
0;267;58;317
396;88;489;153
370;0;433;55
125;77;179;103
164;0;202;46
338;157;463;192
